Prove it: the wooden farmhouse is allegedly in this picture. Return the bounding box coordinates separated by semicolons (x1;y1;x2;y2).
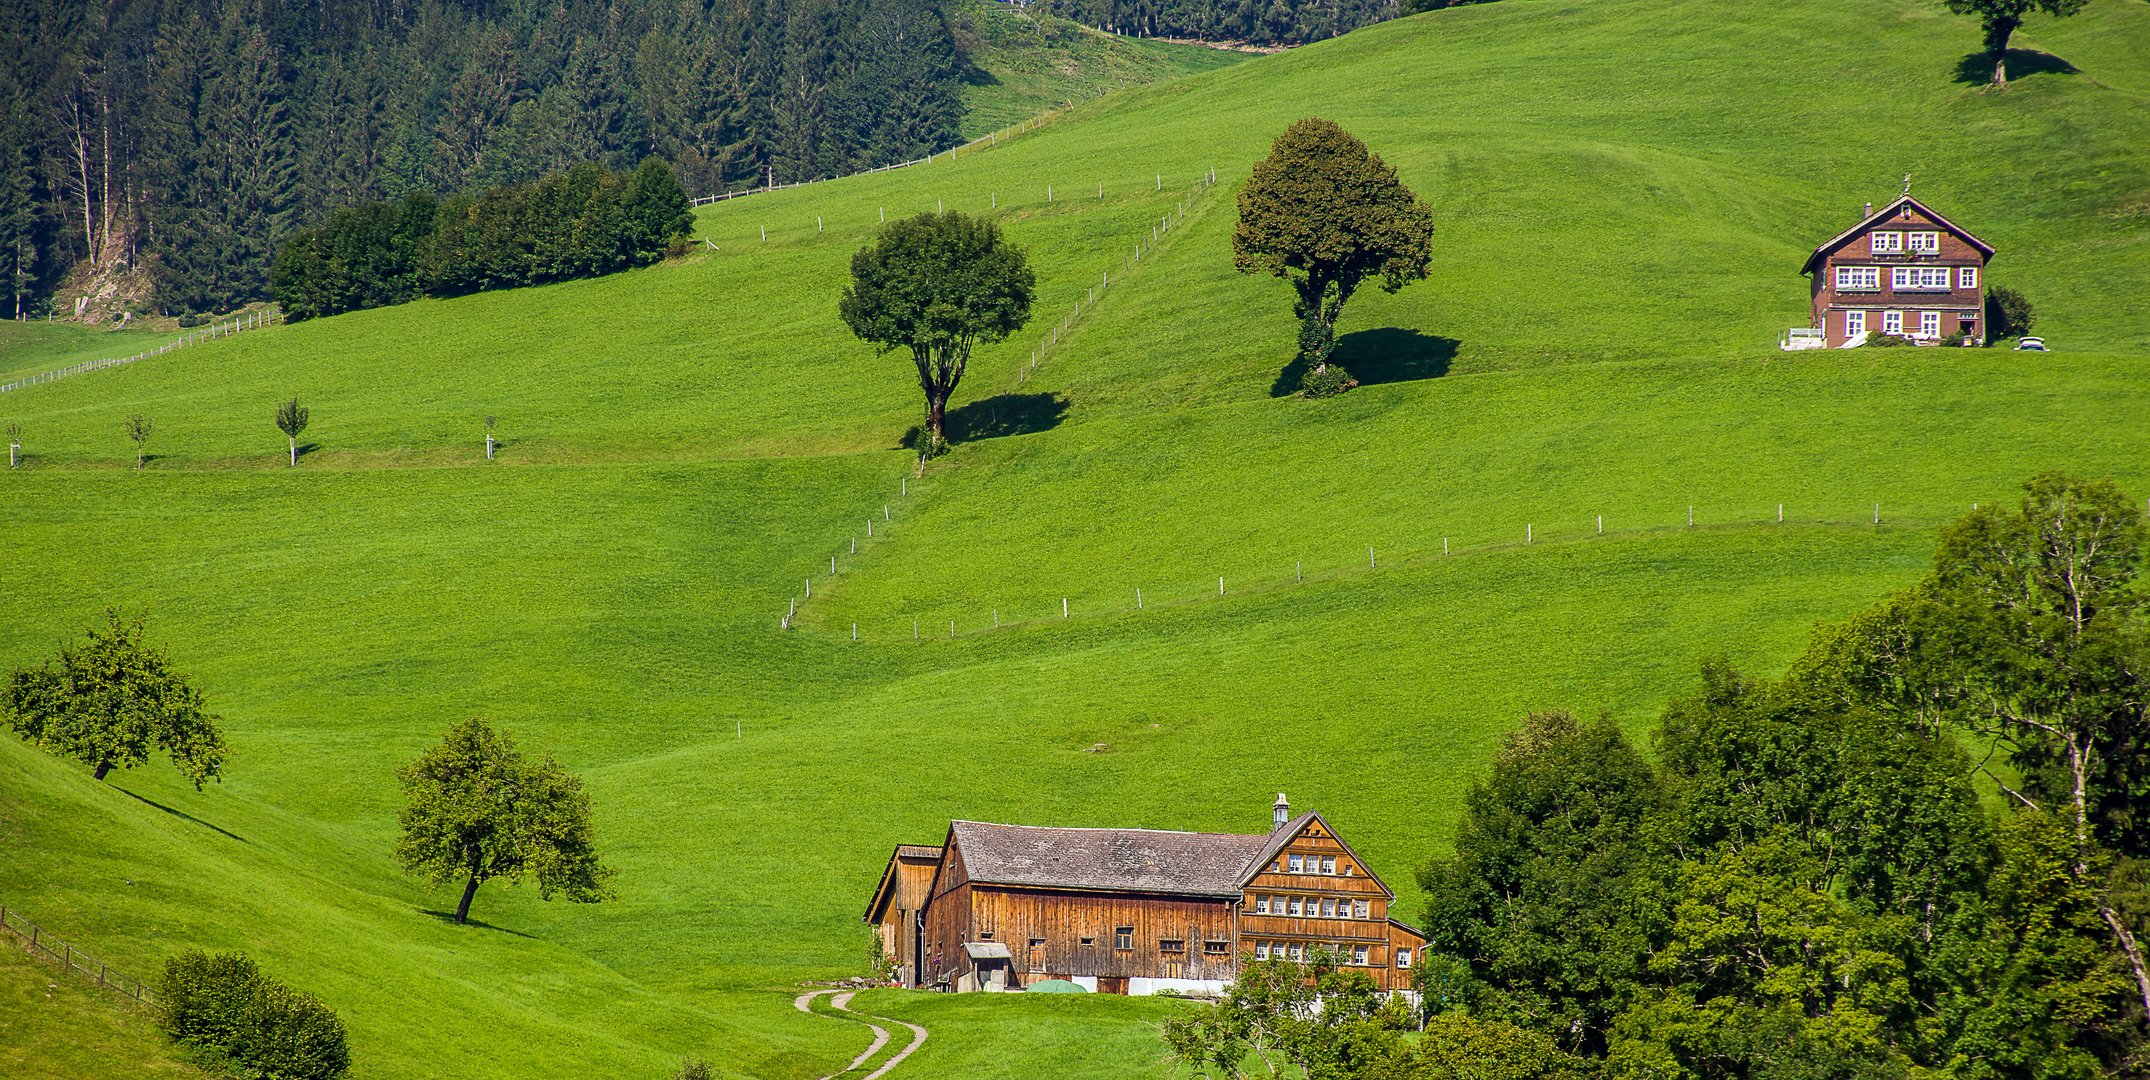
865;795;1427;996
1800;193;1994;348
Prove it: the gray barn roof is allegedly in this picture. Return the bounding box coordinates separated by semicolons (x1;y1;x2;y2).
948;814;1317;897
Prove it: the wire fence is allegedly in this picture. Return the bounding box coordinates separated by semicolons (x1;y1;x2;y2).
0;306;283;396
787;500;1981;643
0;900;156;1009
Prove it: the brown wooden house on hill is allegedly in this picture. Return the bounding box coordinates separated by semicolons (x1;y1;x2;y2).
1802;192;1994;347
865;795;1426;996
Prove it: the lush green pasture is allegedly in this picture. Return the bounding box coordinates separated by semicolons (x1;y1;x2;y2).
0;320;175;383
0;943;203;1079
808;349;2150;634
952;0;1248;137
0;0;2145;1076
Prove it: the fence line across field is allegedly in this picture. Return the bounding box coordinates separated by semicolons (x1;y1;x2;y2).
782;501;1984;640
0;900;156;1008
0;307;282;395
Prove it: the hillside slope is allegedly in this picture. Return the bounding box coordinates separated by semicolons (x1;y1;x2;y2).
0;1;2145;1078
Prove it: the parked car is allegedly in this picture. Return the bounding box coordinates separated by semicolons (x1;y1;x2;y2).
2014;336;2048;352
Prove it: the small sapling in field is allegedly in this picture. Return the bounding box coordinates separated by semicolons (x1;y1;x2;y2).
276;395;310;465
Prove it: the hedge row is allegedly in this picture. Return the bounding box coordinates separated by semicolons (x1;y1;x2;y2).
272;158;694;321
158;950;350;1080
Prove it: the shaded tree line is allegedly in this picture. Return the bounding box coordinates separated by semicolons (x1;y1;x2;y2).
0;0;965;321
1037;0;1396;45
1035;0;1507;46
272;157;692;320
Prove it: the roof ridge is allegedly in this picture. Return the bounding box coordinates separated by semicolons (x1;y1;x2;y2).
952;819;1271;841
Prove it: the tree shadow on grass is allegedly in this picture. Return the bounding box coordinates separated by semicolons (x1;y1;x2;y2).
117;786;248;844
1954;49;2079;86
418;910;538;938
295;442;321;462
949;392;1069;441
1270;329;1459;397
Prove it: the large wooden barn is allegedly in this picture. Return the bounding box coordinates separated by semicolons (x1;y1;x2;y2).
865;795;1426;995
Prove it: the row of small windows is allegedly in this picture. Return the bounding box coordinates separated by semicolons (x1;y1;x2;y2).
1845;310;1949;338
1835;265;1975;291
1870;230;1940;254
1250;941;1411;968
1283;853;1349;875
1253;895;1372;919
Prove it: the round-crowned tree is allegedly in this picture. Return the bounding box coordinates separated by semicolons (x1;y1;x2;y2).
1233;118;1434;396
395;717;616;925
839;211;1034;457
2;609;227;788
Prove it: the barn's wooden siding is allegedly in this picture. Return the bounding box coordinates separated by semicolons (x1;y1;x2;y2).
973;886;1240;983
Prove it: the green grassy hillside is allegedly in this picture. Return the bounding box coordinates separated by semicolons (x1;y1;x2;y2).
0;0;2145;1077
0;944;205;1079
953;0;1249;137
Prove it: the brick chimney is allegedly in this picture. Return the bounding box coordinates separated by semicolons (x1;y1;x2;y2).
1273;793;1290;831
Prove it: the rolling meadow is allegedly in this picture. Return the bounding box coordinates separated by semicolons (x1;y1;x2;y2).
2;0;2148;1076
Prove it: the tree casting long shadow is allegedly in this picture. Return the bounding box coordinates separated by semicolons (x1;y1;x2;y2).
904;392;1070;449
1954;49;2078;85
118;786;249;844
1270;329;1458;397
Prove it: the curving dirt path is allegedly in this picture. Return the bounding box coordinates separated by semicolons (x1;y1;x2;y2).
794;988;928;1080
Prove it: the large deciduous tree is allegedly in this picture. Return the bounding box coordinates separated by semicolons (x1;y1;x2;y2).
1233;118;1433;395
1944;0;2088;87
395;717;616;925
1812;472;2150;1016
2;609;227;788
838;210;1033;457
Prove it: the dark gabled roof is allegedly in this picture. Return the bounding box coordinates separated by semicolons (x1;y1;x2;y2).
863;843;946;922
1801;194;1995;276
947;819;1283;897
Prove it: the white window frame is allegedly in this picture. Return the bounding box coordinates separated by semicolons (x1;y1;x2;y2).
1959;266;1978;290
1920;311;1941;338
1321;898;1337;917
1255;941;1270;960
1287;897;1303;916
1288;943;1305;961
1396;948;1412;969
1320;856;1336;875
1254;896;1270;915
1870;231;1903;253
1287;854;1303;873
1352;945;1370;965
1846;310;1866;338
1352;899;1370;919
1892;266;1951;290
1909;231;1940;253
1883;310;1904;335
1835;265;1879;290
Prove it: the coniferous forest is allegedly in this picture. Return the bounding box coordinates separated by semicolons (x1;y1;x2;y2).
0;0;975;322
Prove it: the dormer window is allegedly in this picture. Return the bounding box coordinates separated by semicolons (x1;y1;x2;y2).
1870;232;1903;254
1909;231;1939;253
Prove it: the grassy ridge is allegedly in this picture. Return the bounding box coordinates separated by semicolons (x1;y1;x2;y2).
952;0;1248;138
0;320;175;383
0;0;2144;1077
